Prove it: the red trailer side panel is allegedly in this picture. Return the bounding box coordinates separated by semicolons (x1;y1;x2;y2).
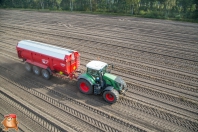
16;40;80;75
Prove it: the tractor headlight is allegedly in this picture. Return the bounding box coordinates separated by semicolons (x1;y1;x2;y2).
96;77;100;82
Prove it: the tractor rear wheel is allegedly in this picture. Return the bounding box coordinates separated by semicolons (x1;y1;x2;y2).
33;66;41;76
41;69;51;80
25;62;32;72
77;79;93;94
103;89;119;103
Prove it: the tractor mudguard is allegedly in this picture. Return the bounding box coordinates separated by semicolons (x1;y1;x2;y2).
77;73;95;85
103;86;114;92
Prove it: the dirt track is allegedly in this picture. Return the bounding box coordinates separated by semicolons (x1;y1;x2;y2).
0;9;198;132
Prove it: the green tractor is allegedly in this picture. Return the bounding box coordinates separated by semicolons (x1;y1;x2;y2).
77;60;127;103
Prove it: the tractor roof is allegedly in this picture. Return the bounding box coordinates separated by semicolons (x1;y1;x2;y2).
86;60;107;70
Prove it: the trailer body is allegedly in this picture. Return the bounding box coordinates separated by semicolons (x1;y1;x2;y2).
16;40;80;76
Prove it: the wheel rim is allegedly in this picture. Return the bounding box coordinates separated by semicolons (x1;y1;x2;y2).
105;93;114;102
80;82;89;92
33;67;39;74
34;69;39;74
43;70;48;78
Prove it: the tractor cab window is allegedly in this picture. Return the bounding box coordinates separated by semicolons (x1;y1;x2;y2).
102;66;107;74
87;68;99;78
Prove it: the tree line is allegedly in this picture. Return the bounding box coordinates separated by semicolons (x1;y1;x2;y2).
0;0;198;20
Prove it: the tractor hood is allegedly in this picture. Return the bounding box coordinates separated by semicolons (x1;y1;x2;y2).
103;73;117;80
103;73;127;88
115;76;127;87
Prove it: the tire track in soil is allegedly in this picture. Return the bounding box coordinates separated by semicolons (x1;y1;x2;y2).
0;59;148;132
0;52;197;132
0;88;71;132
1;10;197;49
1;39;198;121
1;25;198;75
1;23;198;63
1;28;198;85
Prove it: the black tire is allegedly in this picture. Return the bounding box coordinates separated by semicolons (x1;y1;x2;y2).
41;69;51;80
77;79;93;94
103;89;119;103
25;62;32;72
33;66;41;76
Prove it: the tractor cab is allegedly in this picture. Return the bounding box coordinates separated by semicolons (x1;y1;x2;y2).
86;60;107;80
77;60;127;103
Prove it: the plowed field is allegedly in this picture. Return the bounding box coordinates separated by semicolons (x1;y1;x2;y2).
0;9;198;132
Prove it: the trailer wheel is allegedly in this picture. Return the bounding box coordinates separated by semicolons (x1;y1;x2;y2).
41;69;51;80
25;62;32;72
77;79;93;94
33;66;41;76
103;89;119;103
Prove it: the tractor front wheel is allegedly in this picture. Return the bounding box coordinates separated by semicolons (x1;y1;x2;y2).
103;89;119;103
77;79;93;94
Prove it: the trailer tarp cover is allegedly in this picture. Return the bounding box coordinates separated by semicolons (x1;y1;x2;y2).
17;40;74;60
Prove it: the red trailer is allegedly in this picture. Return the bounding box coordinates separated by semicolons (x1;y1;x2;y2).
16;40;80;79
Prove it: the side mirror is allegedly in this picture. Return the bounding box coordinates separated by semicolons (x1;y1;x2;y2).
100;71;103;76
111;64;114;69
107;64;114;73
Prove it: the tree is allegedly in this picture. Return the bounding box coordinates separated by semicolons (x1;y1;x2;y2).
126;0;141;15
56;0;62;9
0;0;3;5
34;0;45;9
192;0;198;19
70;0;73;11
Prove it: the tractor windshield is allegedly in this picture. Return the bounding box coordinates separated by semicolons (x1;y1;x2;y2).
101;66;107;74
87;66;107;78
87;68;99;78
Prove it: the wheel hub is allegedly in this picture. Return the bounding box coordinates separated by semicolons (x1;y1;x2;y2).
106;93;114;101
80;82;89;92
